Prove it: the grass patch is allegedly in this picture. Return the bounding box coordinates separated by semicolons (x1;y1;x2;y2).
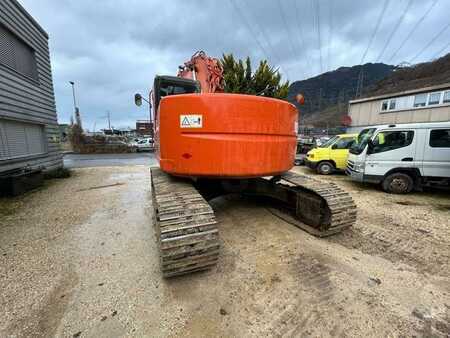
44;167;72;179
0;200;16;216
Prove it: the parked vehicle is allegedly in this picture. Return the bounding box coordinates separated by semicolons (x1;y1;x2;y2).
132;138;154;152
346;122;450;193
304;134;358;174
294;136;315;165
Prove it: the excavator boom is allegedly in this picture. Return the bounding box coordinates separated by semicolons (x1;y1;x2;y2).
177;51;224;93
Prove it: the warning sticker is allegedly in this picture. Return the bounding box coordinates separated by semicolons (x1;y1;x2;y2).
180;114;202;128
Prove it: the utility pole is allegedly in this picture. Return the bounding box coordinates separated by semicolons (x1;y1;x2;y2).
69;81;82;129
355;68;364;98
318;88;323;112
107;110;111;131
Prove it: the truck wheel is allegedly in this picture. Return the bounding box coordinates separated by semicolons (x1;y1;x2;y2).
382;173;414;194
317;161;334;175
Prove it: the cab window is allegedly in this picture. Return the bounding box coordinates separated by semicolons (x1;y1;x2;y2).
318;136;338;148
333;137;355;149
430;129;450;148
372;130;414;154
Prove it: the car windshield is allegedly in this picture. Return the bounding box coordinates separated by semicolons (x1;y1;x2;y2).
318;136;338;148
350;128;376;155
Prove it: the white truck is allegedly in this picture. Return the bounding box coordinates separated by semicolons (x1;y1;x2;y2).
346;122;450;193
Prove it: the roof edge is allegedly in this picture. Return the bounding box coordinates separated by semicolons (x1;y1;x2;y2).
349;82;450;104
12;0;49;38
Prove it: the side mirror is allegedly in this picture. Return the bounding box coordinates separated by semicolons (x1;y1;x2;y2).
331;144;338;150
134;93;142;107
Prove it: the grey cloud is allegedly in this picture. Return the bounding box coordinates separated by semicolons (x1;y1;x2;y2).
18;0;450;130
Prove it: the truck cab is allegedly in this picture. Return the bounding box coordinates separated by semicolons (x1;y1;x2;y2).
304;134;357;174
346;122;450;193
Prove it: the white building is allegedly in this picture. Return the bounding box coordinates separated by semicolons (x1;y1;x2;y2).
347;83;450;132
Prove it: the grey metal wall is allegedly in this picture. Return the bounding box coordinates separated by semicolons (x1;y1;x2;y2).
0;0;62;173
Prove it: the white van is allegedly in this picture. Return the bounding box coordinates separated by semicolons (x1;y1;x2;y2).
346;122;450;193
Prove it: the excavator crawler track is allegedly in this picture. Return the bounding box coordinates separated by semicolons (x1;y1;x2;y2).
278;172;357;237
151;168;220;278
151;168;356;277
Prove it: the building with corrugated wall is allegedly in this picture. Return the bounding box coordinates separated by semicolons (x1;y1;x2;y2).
0;0;62;174
347;83;450;133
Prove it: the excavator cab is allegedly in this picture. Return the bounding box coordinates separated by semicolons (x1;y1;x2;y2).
153;75;200;110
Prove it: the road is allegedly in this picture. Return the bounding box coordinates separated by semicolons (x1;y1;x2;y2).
63;153;156;168
0;166;449;337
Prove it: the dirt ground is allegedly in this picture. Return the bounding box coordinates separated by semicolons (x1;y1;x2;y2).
0;165;449;337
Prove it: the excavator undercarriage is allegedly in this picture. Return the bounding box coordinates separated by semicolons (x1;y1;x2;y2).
151;167;357;277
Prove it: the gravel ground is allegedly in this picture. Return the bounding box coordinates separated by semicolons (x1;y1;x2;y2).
0;165;449;337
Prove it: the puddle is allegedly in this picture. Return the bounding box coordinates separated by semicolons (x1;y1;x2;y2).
395;201;423;206
435;204;450;212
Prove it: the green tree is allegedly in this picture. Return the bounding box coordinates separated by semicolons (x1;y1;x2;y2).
221;54;289;99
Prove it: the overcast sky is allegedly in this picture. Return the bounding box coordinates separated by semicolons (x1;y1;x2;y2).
19;0;450;130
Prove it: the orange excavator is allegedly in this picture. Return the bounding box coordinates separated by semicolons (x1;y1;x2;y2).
135;51;356;277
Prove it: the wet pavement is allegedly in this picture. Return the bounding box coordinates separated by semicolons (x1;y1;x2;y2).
63;153;156;168
1;166;449;337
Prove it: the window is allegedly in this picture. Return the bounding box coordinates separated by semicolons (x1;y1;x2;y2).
371;130;414;154
154;77;199;109
389;99;396;110
443;91;450;104
414;94;427;107
334;137;355;149
430;129;450;148
318;136;338;148
0;24;38;81
428;92;441;105
350;128;376;155
381;100;388;111
0;119;46;160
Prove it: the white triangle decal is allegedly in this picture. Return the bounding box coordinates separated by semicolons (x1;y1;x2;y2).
182;117;190;126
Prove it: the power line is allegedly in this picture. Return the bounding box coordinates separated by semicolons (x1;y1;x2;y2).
388;0;439;63
276;0;298;63
315;0;323;73
356;0;390;97
310;0;316;42
241;0;285;72
228;0;273;71
327;0;334;71
360;0;390;64
377;0;413;62
294;0;312;78
309;0;318;73
409;21;450;63
431;40;450;59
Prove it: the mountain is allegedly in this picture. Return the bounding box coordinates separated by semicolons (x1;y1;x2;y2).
287;63;395;127
365;53;450;97
288;53;450;128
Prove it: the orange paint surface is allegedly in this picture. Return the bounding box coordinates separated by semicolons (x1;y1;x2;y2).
155;93;298;178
